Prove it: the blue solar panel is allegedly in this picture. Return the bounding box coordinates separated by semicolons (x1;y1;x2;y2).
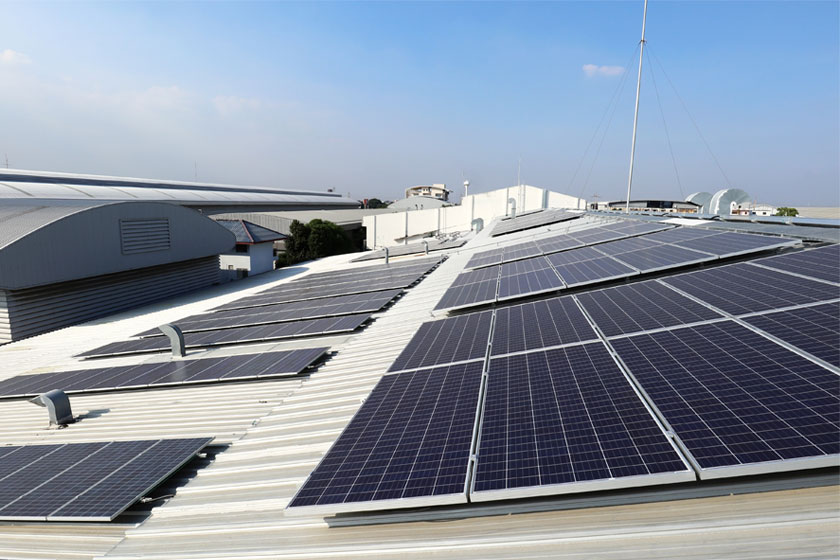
671;231;796;257
287;362;483;514
497;258;564;300
545;246;606;267
743;302;840;368
575;280;723;337
434;278;498;311
79;314;369;358
388;311;492;372
465;249;505;269
753;245;840;284
471;343;692;501
644;227;718;244
553;256;637;287
491;297;598;355
0;439;210;521
0;348;328;398
491;209;580;236
590;236;664;256
611;245;715;272
662;263;839;316
137;290;402;337
611;321;839;478
535;235;582;254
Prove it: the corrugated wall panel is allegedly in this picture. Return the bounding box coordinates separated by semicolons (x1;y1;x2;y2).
0;257;219;344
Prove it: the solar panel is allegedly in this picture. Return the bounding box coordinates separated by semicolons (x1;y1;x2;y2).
0;438;210;521
742;302;840;368
670;231;797;257
611;244;715;273
491;297;598;356
571;227;626;244
553;256;638;287
752;244;840;284
662;263;839;316
451;266;499;287
388;311;492;372
137;290;401;337
491;209;580;237
286;362;484;514
545;246;605;267
590;236;664;256
644;227;719;244
352;238;467;262
534;235;582;254
78;314;370;358
465;248;505;269
0;348;327;399
611;321;839;478
470;343;693;502
497;257;564;301
575;280;724;337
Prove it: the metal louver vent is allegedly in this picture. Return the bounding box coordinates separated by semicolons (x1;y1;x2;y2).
120;218;171;254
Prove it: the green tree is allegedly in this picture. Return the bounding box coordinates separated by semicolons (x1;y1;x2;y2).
276;219;354;268
307;219;353;258
366;198;388;209
775;207;799;217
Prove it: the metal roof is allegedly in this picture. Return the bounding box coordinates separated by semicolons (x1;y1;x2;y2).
0;216;837;560
213;219;286;244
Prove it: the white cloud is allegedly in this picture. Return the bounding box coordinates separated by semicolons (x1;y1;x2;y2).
213;95;263;117
0;49;31;65
583;64;624;78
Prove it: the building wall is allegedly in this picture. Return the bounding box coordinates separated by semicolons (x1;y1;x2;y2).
0;256;220;344
219;243;275;275
363;185;584;248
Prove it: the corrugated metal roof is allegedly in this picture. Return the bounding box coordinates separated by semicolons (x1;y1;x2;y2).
0;216;837;560
0;199;111;250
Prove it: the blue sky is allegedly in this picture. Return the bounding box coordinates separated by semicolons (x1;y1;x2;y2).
0;1;837;205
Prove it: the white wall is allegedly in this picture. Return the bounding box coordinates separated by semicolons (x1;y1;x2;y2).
363;185;585;248
219;243;275;275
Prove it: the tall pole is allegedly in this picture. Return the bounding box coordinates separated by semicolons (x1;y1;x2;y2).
625;0;648;214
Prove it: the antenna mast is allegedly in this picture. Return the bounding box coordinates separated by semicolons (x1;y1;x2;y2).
625;0;648;214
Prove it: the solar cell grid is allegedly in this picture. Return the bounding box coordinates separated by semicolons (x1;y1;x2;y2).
497;267;563;300
388;311;492;372
611;244;714;272
644;227;719;244
491;209;580;237
534;235;582;254
591;236;664;256
138;290;400;337
662;263;839;316
742;302;840;368
465;249;504;269
0;348;328;398
753;244;840;284
553;256;637;287
472;343;692;500
611;321;839;477
287;362;483;513
434;279;498;311
545;246;605;267
49;438;212;521
575;280;723;337
491;297;598;356
671;231;796;257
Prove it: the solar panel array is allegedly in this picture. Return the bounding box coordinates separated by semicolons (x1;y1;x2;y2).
78;257;442;359
0;438;211;521
79;314;369;358
441;227;797;311
288;240;840;515
352;237;468;262
491;209;582;237
0;348;328;399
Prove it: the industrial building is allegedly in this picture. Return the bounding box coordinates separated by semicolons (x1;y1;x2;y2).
0;170;359;343
0;203;836;559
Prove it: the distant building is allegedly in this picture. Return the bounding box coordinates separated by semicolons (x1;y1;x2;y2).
388;196;450;211
732;203;777;217
405;184;450;201
214;219;287;277
593;200;701;213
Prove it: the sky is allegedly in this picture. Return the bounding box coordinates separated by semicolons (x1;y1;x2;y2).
0;1;837;206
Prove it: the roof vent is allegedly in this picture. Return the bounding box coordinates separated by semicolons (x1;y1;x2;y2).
30;389;74;426
158;323;186;358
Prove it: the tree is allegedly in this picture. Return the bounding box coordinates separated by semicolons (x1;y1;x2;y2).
775;207;799;217
276;219;354;268
366;198;388;209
